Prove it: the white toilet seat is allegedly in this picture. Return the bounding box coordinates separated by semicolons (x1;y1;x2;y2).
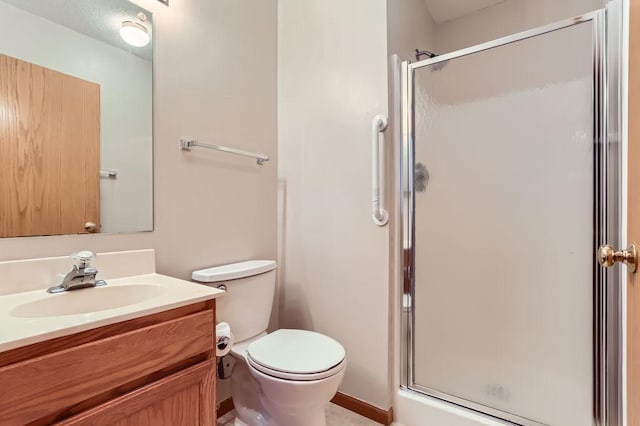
247;354;346;381
246;329;346;381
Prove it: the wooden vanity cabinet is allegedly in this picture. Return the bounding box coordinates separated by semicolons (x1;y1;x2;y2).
0;301;217;426
59;361;215;426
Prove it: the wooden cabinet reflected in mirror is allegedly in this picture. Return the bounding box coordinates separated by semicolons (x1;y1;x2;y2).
0;54;101;237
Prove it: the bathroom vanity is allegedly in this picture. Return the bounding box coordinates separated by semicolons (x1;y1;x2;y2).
0;250;224;426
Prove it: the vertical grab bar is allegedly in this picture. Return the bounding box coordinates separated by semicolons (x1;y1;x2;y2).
372;114;389;226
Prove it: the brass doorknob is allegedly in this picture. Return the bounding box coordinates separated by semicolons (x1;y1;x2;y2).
84;222;98;233
598;243;638;272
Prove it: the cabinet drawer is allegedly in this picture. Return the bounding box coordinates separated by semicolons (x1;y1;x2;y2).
57;361;216;426
0;310;214;426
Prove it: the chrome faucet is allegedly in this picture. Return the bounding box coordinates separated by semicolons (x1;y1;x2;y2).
47;251;107;293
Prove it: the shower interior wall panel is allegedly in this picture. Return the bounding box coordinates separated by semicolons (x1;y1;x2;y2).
412;23;595;423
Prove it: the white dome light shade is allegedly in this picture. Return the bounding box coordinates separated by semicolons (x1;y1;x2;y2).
120;21;150;47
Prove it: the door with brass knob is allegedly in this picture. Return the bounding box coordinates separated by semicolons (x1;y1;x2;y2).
0;54;100;238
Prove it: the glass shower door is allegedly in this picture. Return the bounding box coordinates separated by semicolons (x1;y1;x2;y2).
403;14;610;426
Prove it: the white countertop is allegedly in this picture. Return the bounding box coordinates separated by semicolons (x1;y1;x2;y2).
0;273;224;353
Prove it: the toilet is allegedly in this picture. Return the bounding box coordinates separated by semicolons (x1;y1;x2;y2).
192;260;346;426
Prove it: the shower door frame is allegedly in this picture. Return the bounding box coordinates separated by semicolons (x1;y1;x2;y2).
399;8;624;426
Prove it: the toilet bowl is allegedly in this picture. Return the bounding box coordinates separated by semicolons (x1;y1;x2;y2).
230;330;346;426
192;261;346;426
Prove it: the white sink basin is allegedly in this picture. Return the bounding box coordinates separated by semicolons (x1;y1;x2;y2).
0;272;224;353
10;284;167;318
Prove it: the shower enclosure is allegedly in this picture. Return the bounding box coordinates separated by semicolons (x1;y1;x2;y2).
400;10;623;426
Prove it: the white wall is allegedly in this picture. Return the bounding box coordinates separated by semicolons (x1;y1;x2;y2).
0;1;153;233
278;0;391;410
436;0;605;54
387;0;437;62
0;0;277;404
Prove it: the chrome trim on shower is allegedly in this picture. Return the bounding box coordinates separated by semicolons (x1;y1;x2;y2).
399;8;623;426
594;10;608;425
601;1;624;424
409;11;602;71
400;58;413;390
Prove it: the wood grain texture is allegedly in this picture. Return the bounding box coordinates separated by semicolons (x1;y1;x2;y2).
57;361;215;426
0;301;210;368
629;0;640;423
111;386;200;426
0;310;213;426
34;354;208;426
331;392;393;426
199;359;217;426
201;299;217;425
0;53;100;237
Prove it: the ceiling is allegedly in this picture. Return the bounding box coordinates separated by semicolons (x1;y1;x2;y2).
0;0;153;61
424;0;506;23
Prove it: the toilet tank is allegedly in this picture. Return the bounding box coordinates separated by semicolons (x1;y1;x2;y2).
192;260;276;342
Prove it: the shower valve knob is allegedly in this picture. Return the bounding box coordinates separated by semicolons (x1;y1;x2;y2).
598;243;638;273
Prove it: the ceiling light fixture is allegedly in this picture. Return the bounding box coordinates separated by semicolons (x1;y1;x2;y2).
120;13;150;47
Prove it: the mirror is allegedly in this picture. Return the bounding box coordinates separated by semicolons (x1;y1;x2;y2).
0;0;153;238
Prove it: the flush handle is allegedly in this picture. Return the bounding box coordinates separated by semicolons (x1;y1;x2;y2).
598;243;638;273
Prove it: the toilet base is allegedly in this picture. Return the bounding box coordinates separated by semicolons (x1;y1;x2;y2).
248;358;345;426
231;412;326;426
230;355;271;426
229;351;344;426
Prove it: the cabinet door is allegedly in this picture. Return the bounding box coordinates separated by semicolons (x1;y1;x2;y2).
59;361;216;426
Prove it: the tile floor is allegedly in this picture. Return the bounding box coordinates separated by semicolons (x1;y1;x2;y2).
217;403;381;425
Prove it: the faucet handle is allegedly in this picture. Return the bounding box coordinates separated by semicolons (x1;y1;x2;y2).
71;251;95;268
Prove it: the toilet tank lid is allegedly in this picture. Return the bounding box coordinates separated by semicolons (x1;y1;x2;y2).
192;260;276;282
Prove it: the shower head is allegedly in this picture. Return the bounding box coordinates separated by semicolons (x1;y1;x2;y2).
415;49;437;61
